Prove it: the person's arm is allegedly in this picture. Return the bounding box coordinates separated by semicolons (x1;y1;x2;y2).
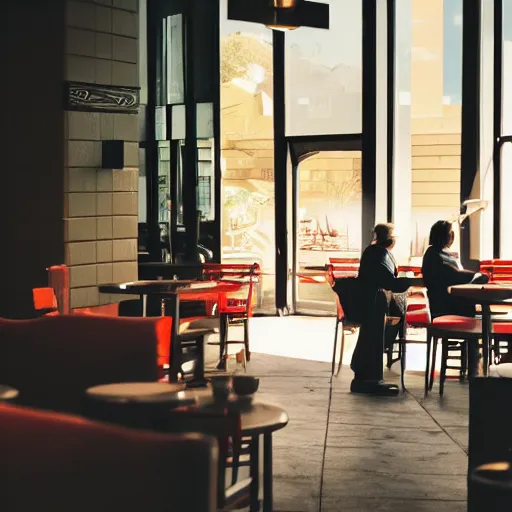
439;259;476;285
373;252;411;293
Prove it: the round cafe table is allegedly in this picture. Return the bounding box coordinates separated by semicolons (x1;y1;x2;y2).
173;388;288;512
84;382;288;512
449;284;512;375
0;385;19;403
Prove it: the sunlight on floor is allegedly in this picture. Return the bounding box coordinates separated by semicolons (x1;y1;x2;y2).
246;316;444;375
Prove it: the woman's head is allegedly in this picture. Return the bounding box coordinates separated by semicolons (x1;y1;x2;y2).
429;220;455;249
373;223;397;250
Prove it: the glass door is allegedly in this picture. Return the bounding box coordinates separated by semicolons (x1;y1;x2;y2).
290;138;363;315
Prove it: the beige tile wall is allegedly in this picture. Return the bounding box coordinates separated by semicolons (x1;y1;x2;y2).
64;0;139;308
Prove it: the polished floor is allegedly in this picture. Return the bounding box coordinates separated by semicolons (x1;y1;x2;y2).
206;317;469;512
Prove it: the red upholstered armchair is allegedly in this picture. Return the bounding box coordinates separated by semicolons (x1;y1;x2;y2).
0;315;171;413
1;404;217;512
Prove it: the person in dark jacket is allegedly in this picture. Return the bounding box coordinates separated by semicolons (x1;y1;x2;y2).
421;220;488;318
349;223;412;396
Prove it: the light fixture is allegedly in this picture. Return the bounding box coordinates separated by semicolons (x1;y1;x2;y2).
228;0;329;31
273;0;298;7
449;199;489;225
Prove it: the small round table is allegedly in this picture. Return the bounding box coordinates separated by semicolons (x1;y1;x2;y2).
85;382;194;427
0;385;19;403
450;284;512;374
85;382;288;512
178;390;288;512
470;462;512;511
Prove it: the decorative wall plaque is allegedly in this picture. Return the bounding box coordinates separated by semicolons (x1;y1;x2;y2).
64;81;140;114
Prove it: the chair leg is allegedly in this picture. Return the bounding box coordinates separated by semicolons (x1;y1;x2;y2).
331;319;339;376
429;337;439;391
337;325;346;376
460;341;468;382
439;339;448;396
386;345;392;369
424;332;432;398
400;341;407;391
243;318;251;362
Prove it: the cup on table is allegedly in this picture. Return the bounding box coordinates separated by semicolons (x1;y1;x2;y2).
210;376;233;403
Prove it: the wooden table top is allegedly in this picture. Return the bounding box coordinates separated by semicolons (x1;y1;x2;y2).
99;280;217;295
449;284;512;304
85;382;289;435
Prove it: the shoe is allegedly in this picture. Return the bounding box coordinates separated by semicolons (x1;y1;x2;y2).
350;379;400;397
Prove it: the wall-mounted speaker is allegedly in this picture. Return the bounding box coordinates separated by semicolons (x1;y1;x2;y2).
101;140;124;169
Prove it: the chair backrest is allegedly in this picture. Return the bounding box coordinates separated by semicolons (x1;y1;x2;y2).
32;287;58;311
0;315;171;413
480;259;512;283
1;404;217;512
332;277;363;324
204;264;260;316
328;258;360;278
163;407;243;510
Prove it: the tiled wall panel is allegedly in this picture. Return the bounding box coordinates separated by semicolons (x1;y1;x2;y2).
64;0;139;308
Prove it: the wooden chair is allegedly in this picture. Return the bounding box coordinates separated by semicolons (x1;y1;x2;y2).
203;264;260;370
0;315;171;413
1;403;217;512
162;407;251;511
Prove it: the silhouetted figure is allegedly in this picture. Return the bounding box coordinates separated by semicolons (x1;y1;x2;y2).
421;220;487;318
350;223;411;396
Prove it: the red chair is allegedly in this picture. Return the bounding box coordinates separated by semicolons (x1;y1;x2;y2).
32;287;58;316
1;404;217;512
328;257;360;278
203;264;260;370
0;315;171;413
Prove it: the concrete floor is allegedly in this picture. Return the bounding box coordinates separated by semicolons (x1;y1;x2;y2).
205;316;469;512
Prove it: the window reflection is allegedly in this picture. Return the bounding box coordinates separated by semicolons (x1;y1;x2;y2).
220;0;276;312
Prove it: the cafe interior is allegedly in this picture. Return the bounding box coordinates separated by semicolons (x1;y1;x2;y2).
2;0;512;510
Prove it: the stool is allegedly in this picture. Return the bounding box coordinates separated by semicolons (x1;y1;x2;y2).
429;315;481;396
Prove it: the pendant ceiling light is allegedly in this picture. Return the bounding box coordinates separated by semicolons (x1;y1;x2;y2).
228;0;329;31
267;0;299;30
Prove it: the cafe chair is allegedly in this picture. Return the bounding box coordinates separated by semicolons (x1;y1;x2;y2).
1;403;218;512
164;408;250;511
203;264;260;371
0;315;171;413
428;317;512;395
32;287;59;316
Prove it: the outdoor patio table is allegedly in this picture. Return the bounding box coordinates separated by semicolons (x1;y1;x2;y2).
0;385;19;403
449;284;512;375
99;280;217;381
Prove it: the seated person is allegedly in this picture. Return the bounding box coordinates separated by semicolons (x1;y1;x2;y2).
350;223;412;397
421;220;488;318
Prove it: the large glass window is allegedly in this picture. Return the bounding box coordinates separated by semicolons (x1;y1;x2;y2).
501;0;512;257
285;0;362;136
220;0;276;312
402;0;463;265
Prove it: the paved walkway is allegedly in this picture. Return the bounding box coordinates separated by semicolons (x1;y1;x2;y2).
206;316;469;511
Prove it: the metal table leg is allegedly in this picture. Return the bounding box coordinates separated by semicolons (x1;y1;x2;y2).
216;313;228;370
482;304;491;376
250;435;260;512
263;433;273;512
167;293;181;383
